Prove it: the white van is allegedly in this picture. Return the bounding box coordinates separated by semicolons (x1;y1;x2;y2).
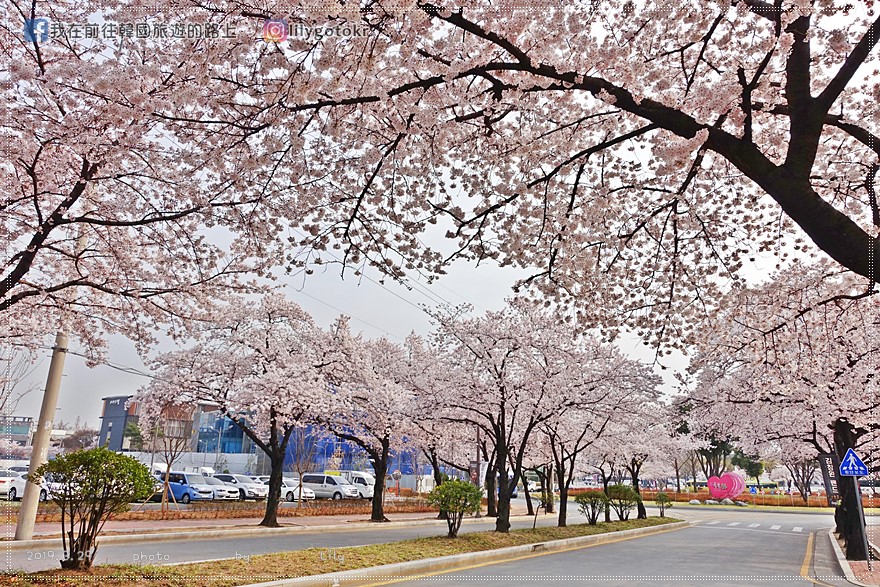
332;470;376;499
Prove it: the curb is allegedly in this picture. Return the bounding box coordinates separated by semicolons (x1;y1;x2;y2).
827;529;879;587
238;521;690;587
1;513;554;552
828;529;872;586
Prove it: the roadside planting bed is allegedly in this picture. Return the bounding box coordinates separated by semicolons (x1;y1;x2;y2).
7;517;680;586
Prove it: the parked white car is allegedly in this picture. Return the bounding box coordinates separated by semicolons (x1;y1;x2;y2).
277;478;316;502
334;471;376;500
0;470;19;498
203;476;240;500
6;472;50;502
213;473;269;501
248;475;316;501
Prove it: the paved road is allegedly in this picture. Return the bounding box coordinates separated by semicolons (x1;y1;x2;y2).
373;514;851;587
5;503;862;582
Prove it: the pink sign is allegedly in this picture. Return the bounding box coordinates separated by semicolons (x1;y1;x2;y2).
707;472;745;500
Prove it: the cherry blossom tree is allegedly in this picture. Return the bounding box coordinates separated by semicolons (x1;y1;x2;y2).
2;2;288;356
540;350;660;526
396;338;474;516
583;436;628;523
686;262;878;558
162;1;880;352
318;319;416;522
659;428;704;494
432;298;627;532
618;411;679;519
137;294;326;527
768;440;820;503
0;346;39;414
139;403;195;514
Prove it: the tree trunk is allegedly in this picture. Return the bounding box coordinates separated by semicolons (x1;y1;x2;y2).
834;419;867;560
545;462;555;514
495;479;512;533
485;457;497;517
556;462;568;527
370;441;390;522
523;474;535;516
260;450;284;527
428;449;447;520
557;485;568;527
601;472;612;523
674;458;682;494
628;460;647;519
494;449;511;532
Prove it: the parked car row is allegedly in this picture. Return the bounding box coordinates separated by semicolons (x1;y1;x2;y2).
150;471;327;503
3;465;371;504
1;469;51;502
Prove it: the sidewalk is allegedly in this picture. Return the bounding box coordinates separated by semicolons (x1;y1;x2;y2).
848;560;880;586
7;503;533;540
6;511;446;540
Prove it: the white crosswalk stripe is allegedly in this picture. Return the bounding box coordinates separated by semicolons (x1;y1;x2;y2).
695;520;808;533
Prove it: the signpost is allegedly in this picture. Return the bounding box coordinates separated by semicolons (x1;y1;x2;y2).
818;453;842;507
838;448;872;570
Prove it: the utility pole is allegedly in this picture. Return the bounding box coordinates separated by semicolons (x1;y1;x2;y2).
15;331;68;540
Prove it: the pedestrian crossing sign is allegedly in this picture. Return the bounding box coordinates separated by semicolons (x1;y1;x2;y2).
838;448;869;477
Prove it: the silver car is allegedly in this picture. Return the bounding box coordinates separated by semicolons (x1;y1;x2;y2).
300;473;359;500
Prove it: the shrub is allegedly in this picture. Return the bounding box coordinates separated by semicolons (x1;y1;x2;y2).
427;479;483;537
606;484;641;521
655;492;673;517
574;490;608;525
32;447;154;570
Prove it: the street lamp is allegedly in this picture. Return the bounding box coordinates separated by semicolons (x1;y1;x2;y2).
197;439;208;466
201;424;222;469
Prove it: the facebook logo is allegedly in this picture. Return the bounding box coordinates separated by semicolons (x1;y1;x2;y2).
23;18;49;42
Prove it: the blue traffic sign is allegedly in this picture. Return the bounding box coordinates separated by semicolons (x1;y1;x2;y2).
839;448;869;477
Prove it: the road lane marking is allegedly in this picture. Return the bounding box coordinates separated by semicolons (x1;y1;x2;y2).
357;525;689;586
799;531;838;587
748;523;760;528
706;521;720;525
771;525;781;530
793;527;803;532
727;522;740;526
689;525;805;538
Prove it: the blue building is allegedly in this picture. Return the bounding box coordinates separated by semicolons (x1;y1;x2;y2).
97;395;138;451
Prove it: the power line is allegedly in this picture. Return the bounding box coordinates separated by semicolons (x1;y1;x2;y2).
288;227;480;321
290;290;406;342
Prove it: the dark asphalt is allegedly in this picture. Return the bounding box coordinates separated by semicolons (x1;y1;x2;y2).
372;510;854;586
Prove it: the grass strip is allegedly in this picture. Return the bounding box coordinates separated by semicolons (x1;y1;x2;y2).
4;516;679;586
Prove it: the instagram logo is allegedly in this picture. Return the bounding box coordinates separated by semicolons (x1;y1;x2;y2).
263;19;287;42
